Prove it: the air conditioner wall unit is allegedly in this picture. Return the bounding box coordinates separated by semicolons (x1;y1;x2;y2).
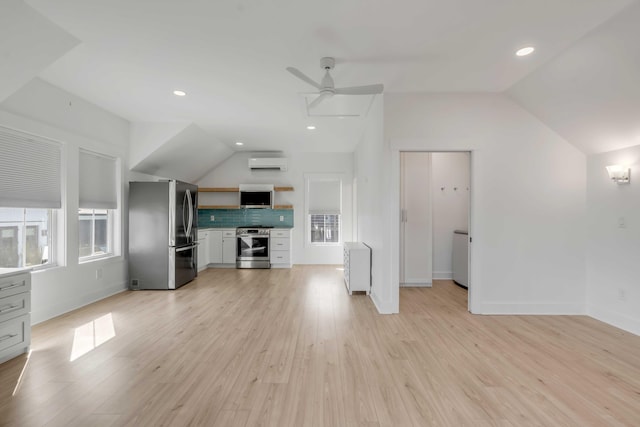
248;157;288;171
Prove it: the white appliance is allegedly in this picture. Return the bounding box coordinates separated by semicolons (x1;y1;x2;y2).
248;157;288;171
452;230;468;288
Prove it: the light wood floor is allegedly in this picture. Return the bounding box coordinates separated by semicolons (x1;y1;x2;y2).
1;266;640;426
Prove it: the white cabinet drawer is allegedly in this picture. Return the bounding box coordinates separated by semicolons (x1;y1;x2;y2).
0;272;31;299
270;251;290;264
222;229;236;238
0;314;30;357
0;292;30;324
270;229;290;238
270;237;289;250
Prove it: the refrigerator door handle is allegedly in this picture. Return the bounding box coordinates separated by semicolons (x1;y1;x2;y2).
186;188;193;241
176;244;198;252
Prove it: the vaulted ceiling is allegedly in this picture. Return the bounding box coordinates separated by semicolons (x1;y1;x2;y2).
2;0;640;180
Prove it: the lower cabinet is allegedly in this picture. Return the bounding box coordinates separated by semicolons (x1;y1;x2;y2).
270;228;292;268
197;230;209;272
208;230;223;264
0;271;31;364
222;229;236;265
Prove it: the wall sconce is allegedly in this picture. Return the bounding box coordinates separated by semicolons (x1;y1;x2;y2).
606;165;630;184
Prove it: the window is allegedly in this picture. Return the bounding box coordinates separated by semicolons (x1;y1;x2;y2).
0;208;53;269
306;175;342;246
79;209;112;259
310;213;340;244
78;150;118;261
0;126;61;270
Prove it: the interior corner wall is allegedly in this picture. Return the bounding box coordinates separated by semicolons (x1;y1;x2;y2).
354;97;396;313
586;145;640;335
385;93;587;314
1;79;130;324
196;151;354;264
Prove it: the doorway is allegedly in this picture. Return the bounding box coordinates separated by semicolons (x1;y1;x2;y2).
399;152;470;302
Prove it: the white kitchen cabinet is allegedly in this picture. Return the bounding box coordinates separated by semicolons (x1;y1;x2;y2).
270;228;292;268
197;230;209;272
343;242;370;295
0;271;31;364
208;230;223;264
222;229;236;264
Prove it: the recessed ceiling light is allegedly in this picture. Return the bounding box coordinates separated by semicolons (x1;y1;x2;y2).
306;125;316;130
173;90;186;96
515;47;535;57
235;141;243;146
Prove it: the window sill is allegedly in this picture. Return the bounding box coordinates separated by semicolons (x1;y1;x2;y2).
79;254;122;265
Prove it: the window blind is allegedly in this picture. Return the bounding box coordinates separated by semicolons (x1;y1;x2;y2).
79;149;117;209
0;126;62;208
308;179;341;215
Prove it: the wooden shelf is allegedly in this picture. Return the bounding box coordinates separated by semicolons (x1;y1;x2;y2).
198;205;240;209
199;186;294;192
198;187;239;192
198;204;293;210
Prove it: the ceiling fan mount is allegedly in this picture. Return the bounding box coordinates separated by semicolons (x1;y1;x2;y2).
286;57;383;109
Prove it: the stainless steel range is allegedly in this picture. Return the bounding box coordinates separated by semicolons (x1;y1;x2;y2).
236;227;271;269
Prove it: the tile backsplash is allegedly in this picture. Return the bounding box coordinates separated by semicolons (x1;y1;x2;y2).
198;208;294;228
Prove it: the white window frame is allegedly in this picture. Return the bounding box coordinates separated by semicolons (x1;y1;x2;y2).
304;173;343;247
0;208;57;271
78;208;115;262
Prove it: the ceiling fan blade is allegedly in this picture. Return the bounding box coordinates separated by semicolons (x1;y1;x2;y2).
334;83;384;95
286;67;322;90
308;92;332;109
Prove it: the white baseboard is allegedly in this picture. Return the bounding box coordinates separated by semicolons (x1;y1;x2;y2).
432;271;452;280
477;302;586;315
400;282;432;287
369;290;397;314
587;305;640;337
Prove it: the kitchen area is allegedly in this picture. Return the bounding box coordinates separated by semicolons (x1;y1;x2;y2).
128;180;295;291
197;184;294;271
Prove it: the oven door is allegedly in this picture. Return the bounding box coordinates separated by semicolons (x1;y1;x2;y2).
236;235;270;268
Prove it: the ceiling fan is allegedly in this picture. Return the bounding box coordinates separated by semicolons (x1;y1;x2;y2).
286;57;384;109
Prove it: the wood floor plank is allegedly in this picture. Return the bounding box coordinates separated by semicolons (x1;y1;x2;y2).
1;268;640;426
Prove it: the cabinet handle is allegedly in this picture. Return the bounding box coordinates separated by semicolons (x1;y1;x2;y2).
0;304;20;314
0;282;23;292
0;333;18;342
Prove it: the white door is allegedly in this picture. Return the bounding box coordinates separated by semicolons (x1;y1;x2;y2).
400;152;433;286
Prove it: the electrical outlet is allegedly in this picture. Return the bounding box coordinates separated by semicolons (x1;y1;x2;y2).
618;289;626;301
279;215;284;222
618;216;626;228
210;215;215;221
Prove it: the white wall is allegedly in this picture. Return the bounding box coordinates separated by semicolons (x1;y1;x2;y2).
432;152;470;279
1;79;130;324
586;145;640;335
354;97;396;312
380;93;587;314
197;151;354;264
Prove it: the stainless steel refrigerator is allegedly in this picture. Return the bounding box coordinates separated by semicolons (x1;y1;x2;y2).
128;180;198;290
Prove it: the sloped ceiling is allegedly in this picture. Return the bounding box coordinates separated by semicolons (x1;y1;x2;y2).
0;0;78;103
131;123;233;183
3;0;639;178
508;1;640;154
